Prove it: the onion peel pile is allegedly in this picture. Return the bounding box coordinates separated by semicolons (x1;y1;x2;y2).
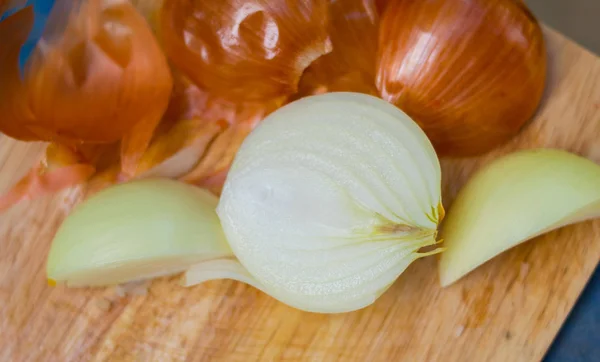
0;0;175;209
0;0;384;211
0;0;172;158
0;77;278;210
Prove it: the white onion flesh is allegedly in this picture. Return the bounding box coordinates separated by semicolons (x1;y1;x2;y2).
439;149;600;286
215;92;444;313
46;179;233;287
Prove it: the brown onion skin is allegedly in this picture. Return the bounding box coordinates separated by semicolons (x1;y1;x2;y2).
376;0;547;157
294;0;380;97
375;0;389;14
160;0;332;104
0;0;173;146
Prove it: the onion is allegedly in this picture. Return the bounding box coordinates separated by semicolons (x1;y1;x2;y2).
0;0;173;175
46;179;233;287
439;149;600;286
0;76;273;211
136;75;278;193
375;0;389;14
214;92;444;313
295;0;379;97
376;0;547;157
160;0;332;103
129;0;163;31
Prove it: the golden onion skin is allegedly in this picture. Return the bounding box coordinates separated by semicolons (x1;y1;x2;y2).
294;0;380;97
376;0;547;157
0;0;172;146
160;0;332;104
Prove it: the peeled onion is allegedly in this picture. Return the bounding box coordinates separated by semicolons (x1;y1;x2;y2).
376;0;547;156
217;93;444;313
160;0;332;103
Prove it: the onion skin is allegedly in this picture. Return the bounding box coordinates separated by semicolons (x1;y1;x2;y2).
0;0;172;144
375;0;389;14
295;0;379;97
129;0;164;31
160;0;332;103
376;0;547;157
0;0;173;177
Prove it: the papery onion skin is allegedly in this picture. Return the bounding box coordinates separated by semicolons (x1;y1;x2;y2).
130;0;164;31
0;74;274;212
160;0;332;103
0;0;173;175
137;74;278;193
295;0;379;97
376;0;547;157
47;178;233;287
375;0;389;15
0;163;95;213
218;92;443;313
0;6;36;140
439;149;600;287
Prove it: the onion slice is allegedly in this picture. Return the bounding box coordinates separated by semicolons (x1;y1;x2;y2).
46;179;233;287
183;258;266;294
439;149;600;286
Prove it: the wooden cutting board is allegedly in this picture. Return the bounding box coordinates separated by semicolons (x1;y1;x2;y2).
1;28;600;362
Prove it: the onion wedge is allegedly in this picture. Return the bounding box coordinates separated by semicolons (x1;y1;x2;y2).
439;149;600;286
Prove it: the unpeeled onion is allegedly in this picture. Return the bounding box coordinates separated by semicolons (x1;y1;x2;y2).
0;0;173;175
376;0;546;156
295;0;379;97
160;0;332;103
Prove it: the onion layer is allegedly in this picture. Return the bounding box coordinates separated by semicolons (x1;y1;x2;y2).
47;179;232;287
439;149;600;286
217;92;444;313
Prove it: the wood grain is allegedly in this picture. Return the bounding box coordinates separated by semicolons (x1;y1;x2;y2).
1;28;600;362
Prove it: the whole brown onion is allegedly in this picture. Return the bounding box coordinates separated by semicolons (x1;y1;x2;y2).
376;0;546;156
160;0;332;104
